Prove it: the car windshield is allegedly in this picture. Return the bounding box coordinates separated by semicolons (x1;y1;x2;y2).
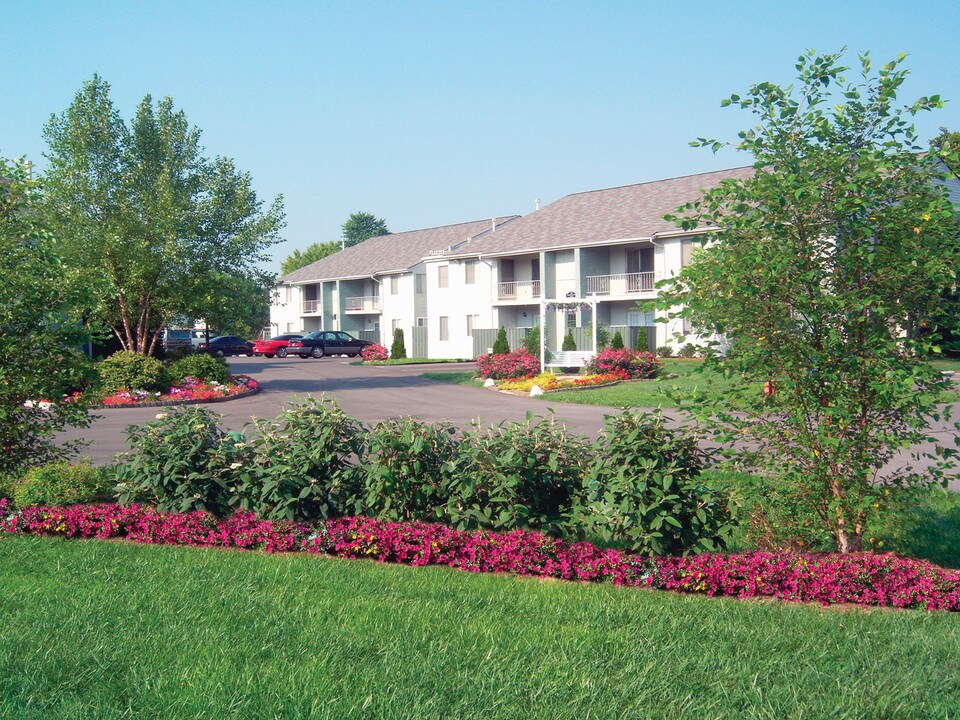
303;332;322;339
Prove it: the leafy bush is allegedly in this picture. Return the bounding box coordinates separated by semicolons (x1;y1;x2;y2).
361;343;389;361
562;331;577;351
362;417;459;521
585;348;661;379
610;330;624;350
523;325;540;355
492;326;510;354
447;416;590;535
238;398;364;521
11;461;113;507
168;353;230;385
580;412;736;555
115;407;245;515
475;349;540;380
656;345;673;357
390;328;407;359
678;343;699;358
98;350;171;394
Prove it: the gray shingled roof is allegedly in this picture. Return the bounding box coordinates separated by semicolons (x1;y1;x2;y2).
280;217;519;284
445;166;755;258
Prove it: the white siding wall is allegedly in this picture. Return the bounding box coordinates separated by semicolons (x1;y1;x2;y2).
424;257;495;359
380;271;418;347
269;284;304;334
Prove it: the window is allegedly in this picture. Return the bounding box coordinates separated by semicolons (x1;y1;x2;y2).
465;260;477;285
466;314;479;336
390;276;399;294
392;319;401;332
416;317;427;327
500;258;515;283
415;274;426;294
439;316;449;341
286;322;294;332
438;265;449;288
566;311;576;329
284;286;292;303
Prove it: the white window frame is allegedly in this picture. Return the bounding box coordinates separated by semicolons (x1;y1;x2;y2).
438;265;449;288
439;316;449;341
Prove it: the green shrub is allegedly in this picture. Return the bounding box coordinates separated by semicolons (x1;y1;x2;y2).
168;353;230;385
390;328;407;360
164;346;194;363
524;325;540;356
492;326;510;354
98;351;171;394
678;343;699;358
116;407;245;515
580;412;736;555
239;398;364;521
610;331;624;350
13;461;114;508
447;416;589;535
656;345;674;357
562;331;577;351
634;329;649;352
362;417;458;521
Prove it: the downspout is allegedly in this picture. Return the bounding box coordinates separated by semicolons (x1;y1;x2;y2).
370;274;383;342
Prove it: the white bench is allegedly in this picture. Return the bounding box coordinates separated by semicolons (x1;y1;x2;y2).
545;351;595;370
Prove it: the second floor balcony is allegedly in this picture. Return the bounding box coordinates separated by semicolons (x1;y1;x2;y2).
586;272;656;296
345;295;382;313
496;280;541;302
302;299;321;314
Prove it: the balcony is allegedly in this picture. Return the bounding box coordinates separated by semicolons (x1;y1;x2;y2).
345;295;382;313
586;272;656;296
302;299;321;314
496;280;541;302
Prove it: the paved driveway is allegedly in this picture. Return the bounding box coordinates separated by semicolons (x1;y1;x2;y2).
59;356;959;490
60;357;624;465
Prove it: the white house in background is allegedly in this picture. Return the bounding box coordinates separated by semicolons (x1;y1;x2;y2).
270;217;519;353
270;166;755;359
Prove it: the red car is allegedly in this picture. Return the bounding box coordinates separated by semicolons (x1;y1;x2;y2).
252;334;303;358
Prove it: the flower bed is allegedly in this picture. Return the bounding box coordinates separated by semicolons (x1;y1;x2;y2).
3;499;958;612
497;370;629;393
98;375;259;407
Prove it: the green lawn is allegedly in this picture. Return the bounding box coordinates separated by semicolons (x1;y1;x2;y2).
2;536;959;720
424;358;960;408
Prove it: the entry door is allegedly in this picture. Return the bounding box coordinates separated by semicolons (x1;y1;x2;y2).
626;250;640;292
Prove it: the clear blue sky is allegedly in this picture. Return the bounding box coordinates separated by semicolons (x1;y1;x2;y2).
3;1;959;273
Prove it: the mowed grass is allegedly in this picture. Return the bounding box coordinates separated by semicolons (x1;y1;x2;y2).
425;358;960;408
2;537;959;720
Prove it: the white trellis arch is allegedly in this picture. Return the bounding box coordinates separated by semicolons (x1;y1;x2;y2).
538;295;598;372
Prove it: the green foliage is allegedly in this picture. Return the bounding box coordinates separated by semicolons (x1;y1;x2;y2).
659;49;960;553
238;398;364;521
524;325;540;355
930;126;960;174
580;412;735;555
0;155;92;474
280;240;339;275
390;328;407;360
41;75;284;354
12;461;113;508
634;328;649;352
362;418;458;522
342;211;389;247
656;345;674;358
116;407;244;515
610;330;624;350
678;343;698;358
448;416;590;535
492;326;510;354
561;331;577;351
168;353;230;385
97;351;171;394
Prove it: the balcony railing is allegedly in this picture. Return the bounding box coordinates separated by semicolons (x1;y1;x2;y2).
345;295;382;313
586;272;656;296
497;280;541;301
302;299;321;314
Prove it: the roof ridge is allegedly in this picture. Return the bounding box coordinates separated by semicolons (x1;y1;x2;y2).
385;215;520;237
562;165;754;199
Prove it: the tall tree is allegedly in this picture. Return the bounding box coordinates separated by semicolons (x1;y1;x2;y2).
931;127;960;174
659;50;960;553
42;75;285;354
0;155;91;476
342;211;388;247
281;240;340;275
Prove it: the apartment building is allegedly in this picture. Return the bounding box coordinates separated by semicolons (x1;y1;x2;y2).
270;166;755;359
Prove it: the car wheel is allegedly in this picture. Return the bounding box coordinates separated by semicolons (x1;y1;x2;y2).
276;347;287;358
216;350;225;358
311;346;324;359
264;353;275;359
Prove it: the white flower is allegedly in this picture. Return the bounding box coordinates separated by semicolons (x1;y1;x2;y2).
155;412;168;420
230;462;243;470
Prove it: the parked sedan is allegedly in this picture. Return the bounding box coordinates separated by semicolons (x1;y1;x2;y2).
196;335;254;357
289;331;374;359
252;334;303;358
